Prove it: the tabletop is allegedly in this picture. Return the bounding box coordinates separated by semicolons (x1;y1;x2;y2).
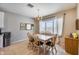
37;34;53;41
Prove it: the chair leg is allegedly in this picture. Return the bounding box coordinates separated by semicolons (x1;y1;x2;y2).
52;47;54;55
34;46;40;55
28;42;34;50
28;42;31;48
33;46;40;55
33;46;36;51
31;43;34;49
38;47;40;55
54;46;57;54
51;46;57;55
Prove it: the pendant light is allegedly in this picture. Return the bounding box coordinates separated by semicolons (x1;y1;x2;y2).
36;9;42;20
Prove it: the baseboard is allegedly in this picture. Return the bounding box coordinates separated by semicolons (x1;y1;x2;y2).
11;39;26;44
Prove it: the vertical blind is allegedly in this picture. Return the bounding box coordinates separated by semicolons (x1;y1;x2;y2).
39;16;64;36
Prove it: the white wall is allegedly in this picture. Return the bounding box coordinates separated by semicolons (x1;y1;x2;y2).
0;12;4;28
1;11;34;43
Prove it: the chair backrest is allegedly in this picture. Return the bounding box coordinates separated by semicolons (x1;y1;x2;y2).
34;35;44;46
33;35;39;42
51;35;57;45
27;32;34;42
33;35;40;45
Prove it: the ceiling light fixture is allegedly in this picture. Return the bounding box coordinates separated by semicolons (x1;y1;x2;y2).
36;9;42;20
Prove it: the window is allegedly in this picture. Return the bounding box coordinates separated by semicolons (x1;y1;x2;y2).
53;18;58;35
39;21;46;33
57;16;64;36
39;16;64;36
46;20;53;34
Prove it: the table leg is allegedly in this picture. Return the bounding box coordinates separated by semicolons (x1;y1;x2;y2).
44;42;46;54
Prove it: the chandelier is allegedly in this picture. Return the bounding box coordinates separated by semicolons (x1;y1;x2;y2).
36;9;42;20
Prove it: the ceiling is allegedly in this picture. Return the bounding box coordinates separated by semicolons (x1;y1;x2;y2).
0;3;76;18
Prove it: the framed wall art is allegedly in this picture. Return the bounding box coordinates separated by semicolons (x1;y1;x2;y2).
20;23;34;30
20;23;26;30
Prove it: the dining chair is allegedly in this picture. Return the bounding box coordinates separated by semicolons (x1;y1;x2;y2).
33;36;43;54
45;35;57;55
27;32;35;49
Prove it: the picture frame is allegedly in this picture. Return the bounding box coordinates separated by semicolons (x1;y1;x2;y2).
25;23;32;30
20;23;26;30
20;23;34;30
76;19;79;30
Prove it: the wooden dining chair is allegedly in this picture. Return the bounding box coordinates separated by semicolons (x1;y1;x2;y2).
33;36;43;54
45;35;57;55
27;32;35;49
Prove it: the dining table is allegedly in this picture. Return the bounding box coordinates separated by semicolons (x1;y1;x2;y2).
36;34;53;54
